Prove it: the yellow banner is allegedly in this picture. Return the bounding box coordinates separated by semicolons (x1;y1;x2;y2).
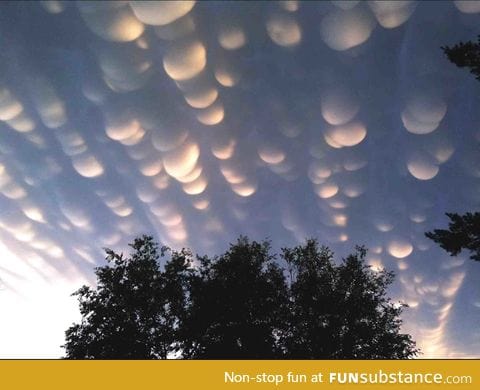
0;360;477;389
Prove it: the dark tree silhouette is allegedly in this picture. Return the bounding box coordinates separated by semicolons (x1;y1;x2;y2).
442;35;480;80
283;241;418;359
64;236;418;359
63;235;192;359
180;237;289;359
426;212;480;262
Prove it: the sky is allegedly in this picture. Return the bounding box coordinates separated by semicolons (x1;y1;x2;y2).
0;0;479;358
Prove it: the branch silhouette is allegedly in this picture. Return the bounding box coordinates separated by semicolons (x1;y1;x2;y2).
63;236;419;359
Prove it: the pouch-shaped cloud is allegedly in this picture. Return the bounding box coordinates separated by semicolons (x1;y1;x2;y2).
232;181;257;197
343;154;367;171
136;182;160;204
373;215;394;232
407;154;439;181
119;127;146;146
78;2;144;42
0;87;35;133
388;239;413;258
410;212;426;223
72;153;104;178
0;215;35;242
176;164;202;184
218;26;247;50
0;88;23;121
21;204;46;224
105;116;142;142
320;5;376;51
196;102;224;126
454;0;480;13
104;70;151;94
333;213;348;227
402;94;447;135
269;158;296;179
280;1;300;12
220;160;249;185
192;197;209;210
163;40;206;81
342;181;365;198
315;182;339;199
29;77;67;129
151;127;189;152
5;112;35;133
402;111;439;135
368;1;417;29
324;121;367;147
214;61;241;88
258;145;286;165
129;1;196;26
426;136;455;164
138;157;163;177
323;133;344;149
166;224;188;242
56;130;86;157
320;86;360;126
160;211;183;228
112;204;133;218
163;140;200;179
182;173;207;195
59;203;91;230
184;86;218;109
1;180;27;200
308;160;332;184
266;12;302;47
97;45;153;92
41;1;66;14
441;272;465;298
211;137;236;160
152;173;170;190
98;47;151;80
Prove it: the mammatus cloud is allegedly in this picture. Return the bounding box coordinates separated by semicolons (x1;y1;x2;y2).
0;0;479;358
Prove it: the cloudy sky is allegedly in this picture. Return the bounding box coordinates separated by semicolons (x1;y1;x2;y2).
0;1;479;358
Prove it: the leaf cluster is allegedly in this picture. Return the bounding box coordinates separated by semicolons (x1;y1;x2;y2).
64;236;418;359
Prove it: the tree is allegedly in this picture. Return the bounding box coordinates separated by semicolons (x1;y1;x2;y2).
63;235;192;359
442;35;480;81
283;241;418;359
180;237;289;359
426;212;480;262
64;236;419;359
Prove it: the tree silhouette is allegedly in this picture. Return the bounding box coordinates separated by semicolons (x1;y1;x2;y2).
442;36;480;80
283;241;418;359
180;237;289;359
63;236;192;359
426;212;480;262
64;236;418;359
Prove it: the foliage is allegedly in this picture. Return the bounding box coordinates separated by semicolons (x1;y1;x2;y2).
64;236;418;359
283;241;417;359
426;212;480;262
63;236;192;359
442;36;480;80
181;237;289;359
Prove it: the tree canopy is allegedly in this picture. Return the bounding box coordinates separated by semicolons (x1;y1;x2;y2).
64;235;418;359
63;236;192;359
426;212;480;262
442;35;480;81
